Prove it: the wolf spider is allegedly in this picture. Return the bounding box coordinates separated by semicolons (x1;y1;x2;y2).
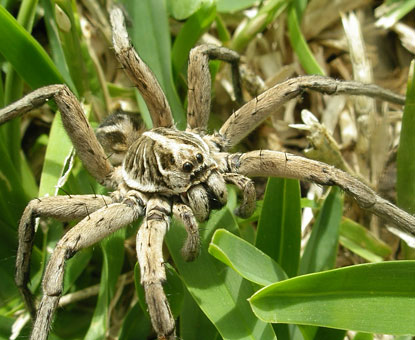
1;6;415;340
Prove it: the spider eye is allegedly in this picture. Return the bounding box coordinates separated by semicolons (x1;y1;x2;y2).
196;153;203;163
182;162;193;173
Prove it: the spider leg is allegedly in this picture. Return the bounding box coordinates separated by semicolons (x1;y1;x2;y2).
31;201;142;340
217;75;405;149
110;7;174;128
187;44;242;132
0;86;116;188
136;196;175;340
228;150;415;236
223;173;256;218
173;202;200;261
16;194;113;319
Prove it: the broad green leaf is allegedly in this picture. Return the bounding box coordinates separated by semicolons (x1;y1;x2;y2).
121;0;186;128
84;229;125;340
397;60;415;214
287;6;325;75
339;218;392;262
256;177;301;277
250;261;415;335
166;204;277;340
217;0;258;13
299;187;343;275
209;228;288;286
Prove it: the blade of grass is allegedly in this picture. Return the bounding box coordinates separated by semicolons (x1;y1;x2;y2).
256;177;301;278
121;0;186;128
180;289;220;340
0;6;64;88
167;0;208;20
299;187;343;275
217;0;258;13
40;0;77;92
172;2;216;79
376;0;415;29
84;229;125;340
118;303;152;340
397;60;415;214
287;6;325;75
230;0;289;52
339;218;392;262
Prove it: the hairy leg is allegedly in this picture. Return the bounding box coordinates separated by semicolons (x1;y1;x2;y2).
136;196;175;340
31;202;141;340
227;150;415;236
15;195;112;318
110;7;174;129
217;75;405;149
187;44;242;132
173;202;200;261
223;173;256;218
0;86;115;187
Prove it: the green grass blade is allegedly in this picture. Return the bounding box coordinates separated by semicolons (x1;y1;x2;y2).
121;0;186;128
397;60;415;214
84;229;125;340
172;2;216;79
166;206;277;340
339;218;392;262
217;0;258;13
287;6;325;75
167;0;208;20
230;0;288;52
299;187;343;275
0;5;63;87
118;303;152;340
180;289;220;340
38;112;73;196
40;0;77;92
4;0;38;100
250;261;415;335
0;315;14;339
376;0;415;28
209;228;288;286
256;177;301;277
62;249;93;295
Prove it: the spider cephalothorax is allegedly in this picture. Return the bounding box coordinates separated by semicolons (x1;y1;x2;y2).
1;6;415;340
122;128;216;194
